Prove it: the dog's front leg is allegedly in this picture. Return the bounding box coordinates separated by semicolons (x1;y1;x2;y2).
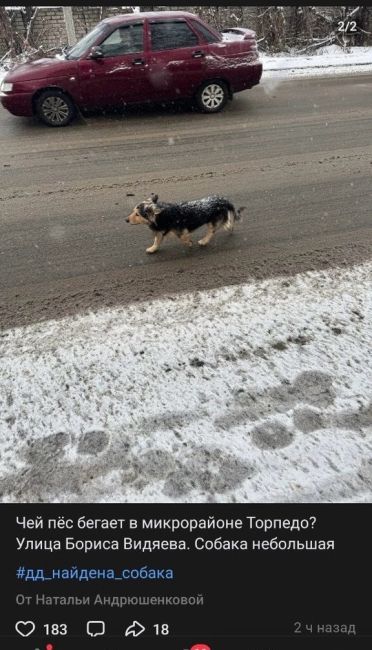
198;223;216;246
146;232;163;254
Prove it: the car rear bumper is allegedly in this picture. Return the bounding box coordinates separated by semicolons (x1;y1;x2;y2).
0;92;33;116
231;61;263;92
245;61;263;87
254;61;263;81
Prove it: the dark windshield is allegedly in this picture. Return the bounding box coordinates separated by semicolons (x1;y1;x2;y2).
66;24;108;60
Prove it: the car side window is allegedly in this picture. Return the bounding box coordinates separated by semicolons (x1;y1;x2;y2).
190;20;218;44
100;23;144;57
150;20;199;51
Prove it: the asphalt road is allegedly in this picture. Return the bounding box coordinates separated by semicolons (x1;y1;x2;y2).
0;73;371;330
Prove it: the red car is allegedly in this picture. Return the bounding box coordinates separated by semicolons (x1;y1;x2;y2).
0;11;262;127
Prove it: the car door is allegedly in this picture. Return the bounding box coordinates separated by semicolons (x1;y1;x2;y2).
78;22;148;108
146;19;206;101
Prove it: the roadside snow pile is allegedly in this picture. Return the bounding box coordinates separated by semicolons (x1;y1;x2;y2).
0;262;371;504
261;45;372;78
316;44;372;60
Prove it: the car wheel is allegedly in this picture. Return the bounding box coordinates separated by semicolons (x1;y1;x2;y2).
35;90;75;127
195;81;229;113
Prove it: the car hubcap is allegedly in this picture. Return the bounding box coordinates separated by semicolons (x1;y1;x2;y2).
201;84;224;109
42;96;69;124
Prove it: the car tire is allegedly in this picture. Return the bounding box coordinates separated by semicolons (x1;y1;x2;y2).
35;90;75;127
195;80;229;113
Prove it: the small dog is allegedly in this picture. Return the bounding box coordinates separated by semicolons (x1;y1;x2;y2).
126;194;246;253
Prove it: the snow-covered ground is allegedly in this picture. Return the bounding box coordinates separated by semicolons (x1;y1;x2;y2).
0;262;371;504
262;44;372;78
0;67;7;85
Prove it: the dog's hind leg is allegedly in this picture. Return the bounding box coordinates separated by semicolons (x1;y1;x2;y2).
198;222;217;246
146;232;163;254
177;229;193;247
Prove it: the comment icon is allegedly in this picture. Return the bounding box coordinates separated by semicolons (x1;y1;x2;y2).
87;621;106;637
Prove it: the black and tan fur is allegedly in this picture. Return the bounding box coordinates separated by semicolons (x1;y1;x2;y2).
126;194;245;253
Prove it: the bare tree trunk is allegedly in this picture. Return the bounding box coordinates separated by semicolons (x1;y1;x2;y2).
0;6;23;55
0;7;13;47
99;6;107;21
353;7;371;45
24;7;38;48
63;6;77;46
290;7;314;48
261;7;286;52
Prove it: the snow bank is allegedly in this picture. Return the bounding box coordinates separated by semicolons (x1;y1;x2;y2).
261;45;372;79
0;262;371;503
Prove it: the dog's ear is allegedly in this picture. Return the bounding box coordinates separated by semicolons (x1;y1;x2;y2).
150;193;158;204
146;203;162;223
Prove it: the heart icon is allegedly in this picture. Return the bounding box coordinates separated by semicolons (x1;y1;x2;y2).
15;620;36;637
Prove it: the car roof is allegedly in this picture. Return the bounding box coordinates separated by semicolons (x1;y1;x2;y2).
102;11;199;26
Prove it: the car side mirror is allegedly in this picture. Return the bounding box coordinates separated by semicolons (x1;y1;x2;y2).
89;46;104;60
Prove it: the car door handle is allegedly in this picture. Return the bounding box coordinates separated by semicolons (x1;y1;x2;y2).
132;58;145;65
192;50;205;58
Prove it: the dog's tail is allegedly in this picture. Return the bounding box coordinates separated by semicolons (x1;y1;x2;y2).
236;206;246;221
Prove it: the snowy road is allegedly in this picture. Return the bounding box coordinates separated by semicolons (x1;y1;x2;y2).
0;73;372;329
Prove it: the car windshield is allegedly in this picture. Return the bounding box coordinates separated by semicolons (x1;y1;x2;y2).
66;24;108;60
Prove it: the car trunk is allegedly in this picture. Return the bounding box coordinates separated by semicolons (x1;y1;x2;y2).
221;27;259;59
